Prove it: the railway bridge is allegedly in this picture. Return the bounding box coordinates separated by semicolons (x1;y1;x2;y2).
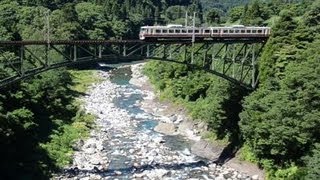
0;36;268;90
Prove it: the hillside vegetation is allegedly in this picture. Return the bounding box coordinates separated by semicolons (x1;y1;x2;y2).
144;0;320;179
0;0;199;179
0;0;319;179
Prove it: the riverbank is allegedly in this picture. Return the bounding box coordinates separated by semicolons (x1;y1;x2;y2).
130;63;265;179
55;65;264;179
41;70;101;169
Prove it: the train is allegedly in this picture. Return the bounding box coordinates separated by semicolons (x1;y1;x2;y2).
139;24;271;40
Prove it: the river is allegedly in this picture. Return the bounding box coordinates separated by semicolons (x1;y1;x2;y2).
54;64;261;180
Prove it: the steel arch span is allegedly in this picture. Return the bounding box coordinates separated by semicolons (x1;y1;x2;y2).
0;38;267;90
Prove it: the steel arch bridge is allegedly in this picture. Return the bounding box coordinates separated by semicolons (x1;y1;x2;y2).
0;37;268;90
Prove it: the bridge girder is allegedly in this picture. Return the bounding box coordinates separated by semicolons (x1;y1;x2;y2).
0;39;267;89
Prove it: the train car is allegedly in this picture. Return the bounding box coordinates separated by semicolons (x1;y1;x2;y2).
139;25;271;40
139;25;212;40
216;25;270;38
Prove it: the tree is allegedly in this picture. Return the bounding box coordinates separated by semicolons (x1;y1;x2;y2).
304;143;320;179
206;8;222;24
228;6;244;22
241;0;267;25
259;9;298;83
75;2;111;39
240;35;320;178
0;1;20;39
165;5;186;22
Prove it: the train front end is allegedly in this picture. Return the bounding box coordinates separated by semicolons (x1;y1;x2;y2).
139;26;148;40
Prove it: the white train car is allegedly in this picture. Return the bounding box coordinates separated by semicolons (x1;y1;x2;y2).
139;24;271;40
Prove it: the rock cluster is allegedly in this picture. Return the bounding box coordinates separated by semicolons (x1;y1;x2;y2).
54;65;262;180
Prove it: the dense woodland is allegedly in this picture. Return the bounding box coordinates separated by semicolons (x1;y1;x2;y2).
0;0;319;179
0;0;201;179
144;0;320;179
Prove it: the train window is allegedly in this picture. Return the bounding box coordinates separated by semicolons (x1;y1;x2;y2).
257;30;262;33
252;30;257;33
235;29;240;33
223;30;228;33
212;29;218;33
204;29;210;33
195;30;199;33
246;30;251;33
169;29;174;33
182;29;187;33
163;29;168;33
230;30;234;33
156;29;161;33
188;30;193;33
175;29;180;33
241;30;245;33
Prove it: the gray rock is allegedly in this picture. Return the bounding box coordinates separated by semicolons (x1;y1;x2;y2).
85;142;97;149
72;139;84;151
215;175;225;180
90;156;101;165
252;174;259;180
115;171;122;175
133;162;139;168
133;173;145;178
191;140;224;160
202;166;209;171
84;148;95;154
80;177;90;180
90;174;102;180
169;115;177;122
154;122;176;135
209;163;217;169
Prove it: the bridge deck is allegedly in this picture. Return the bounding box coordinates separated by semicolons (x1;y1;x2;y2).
0;37;268;45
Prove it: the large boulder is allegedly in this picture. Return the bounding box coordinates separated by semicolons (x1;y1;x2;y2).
191;140;224;160
154;122;177;135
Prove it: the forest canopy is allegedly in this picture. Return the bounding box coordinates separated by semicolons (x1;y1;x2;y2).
0;0;319;179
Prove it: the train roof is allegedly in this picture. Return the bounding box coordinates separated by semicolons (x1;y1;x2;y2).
141;26;271;29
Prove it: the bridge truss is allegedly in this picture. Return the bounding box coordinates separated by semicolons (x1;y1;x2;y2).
0;38;267;89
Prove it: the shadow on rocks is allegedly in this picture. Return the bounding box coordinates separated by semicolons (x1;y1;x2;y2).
61;160;208;178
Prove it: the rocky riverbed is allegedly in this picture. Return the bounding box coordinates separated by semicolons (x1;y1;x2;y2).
54;64;263;180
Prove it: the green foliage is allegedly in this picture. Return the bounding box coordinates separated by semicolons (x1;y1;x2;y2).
240;1;320;178
0;1;19;37
259;7;300;83
239;143;259;163
304;143;320;179
0;67;101;179
6;108;36;130
240;0;271;26
228;6;244;22
165;5;187;22
145;1;319;180
69;70;102;93
206;8;222;24
0;1;198;179
75;2;111;39
200;0;250;12
240;45;320;175
0;0;318;179
41;111;95;167
272;166;306;180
